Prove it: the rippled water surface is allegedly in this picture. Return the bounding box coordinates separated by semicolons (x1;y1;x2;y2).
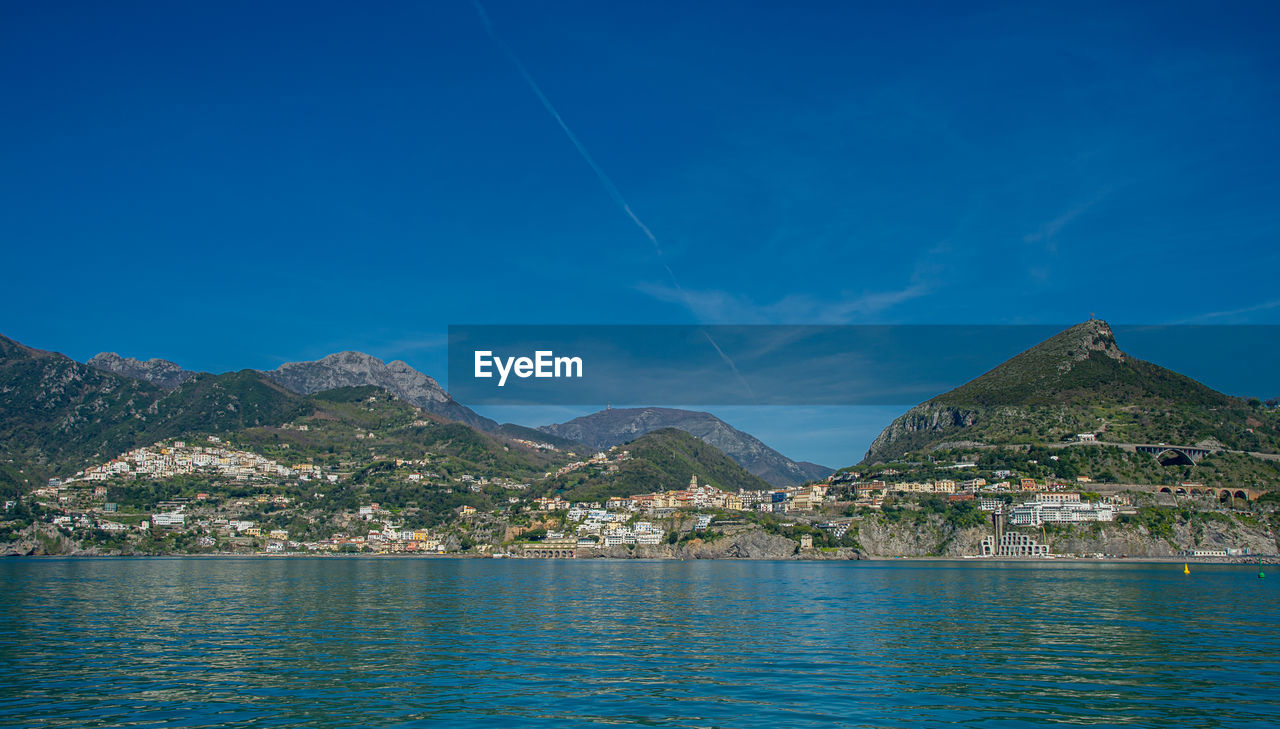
2;558;1278;727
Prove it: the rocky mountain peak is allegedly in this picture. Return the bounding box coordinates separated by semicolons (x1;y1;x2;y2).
266;351;493;431
1059;319;1123;363
87;352;195;389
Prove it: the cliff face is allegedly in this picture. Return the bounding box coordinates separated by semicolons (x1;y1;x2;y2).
849;512;1279;558
863;405;981;463
571;527;857;560
852;518;987;558
1049;518;1278;558
1;524;133;556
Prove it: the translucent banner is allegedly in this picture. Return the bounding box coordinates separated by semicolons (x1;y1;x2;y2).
446;325;1280;405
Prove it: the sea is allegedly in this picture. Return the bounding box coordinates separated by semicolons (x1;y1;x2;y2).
1;558;1277;728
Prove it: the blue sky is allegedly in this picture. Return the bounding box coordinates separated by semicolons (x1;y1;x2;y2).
2;1;1278;467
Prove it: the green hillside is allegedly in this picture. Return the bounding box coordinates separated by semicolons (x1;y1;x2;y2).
864;320;1280;464
0;334;309;492
211;386;577;524
225;386;571;477
0;330;583;521
495;422;585;451
149;370;311;439
2;335;164;494
547;428;773;501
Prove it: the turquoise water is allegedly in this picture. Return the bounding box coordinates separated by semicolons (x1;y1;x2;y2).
1;559;1277;728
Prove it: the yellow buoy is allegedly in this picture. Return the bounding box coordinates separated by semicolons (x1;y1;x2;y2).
1184;563;1190;575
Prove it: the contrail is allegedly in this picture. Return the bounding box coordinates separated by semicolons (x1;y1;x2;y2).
701;330;757;401
469;0;682;281
470;0;753;400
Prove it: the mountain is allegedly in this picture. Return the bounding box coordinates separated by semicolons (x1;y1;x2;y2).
87;352;195;388
863;319;1280;463
0;334;309;492
231;385;569;497
494;422;586;451
146;370;310;439
2;334;163;494
539;407;832;486
264;351;497;432
549;427;775;501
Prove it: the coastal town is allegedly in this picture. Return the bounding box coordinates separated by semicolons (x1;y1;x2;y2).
4;434;1273;561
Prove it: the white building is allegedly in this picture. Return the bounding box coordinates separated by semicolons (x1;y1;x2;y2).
1009;500;1114;526
981;532;1049;557
151;512;186;527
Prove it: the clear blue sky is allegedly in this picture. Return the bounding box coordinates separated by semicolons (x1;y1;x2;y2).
2;1;1278;467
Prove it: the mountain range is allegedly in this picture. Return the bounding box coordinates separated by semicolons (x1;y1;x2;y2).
12;319;1271;496
86;348;498;432
1;331;780;510
540;407;831;486
86;347;827;486
0;334;308;497
0;336;832;489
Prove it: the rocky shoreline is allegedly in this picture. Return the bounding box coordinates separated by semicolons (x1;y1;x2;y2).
7;515;1278;563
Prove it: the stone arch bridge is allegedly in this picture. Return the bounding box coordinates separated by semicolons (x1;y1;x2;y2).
1157;485;1265;501
1132;443;1215;465
1094;483;1266;502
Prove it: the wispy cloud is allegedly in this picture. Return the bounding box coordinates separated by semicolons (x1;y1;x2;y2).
636;237;944;324
635;281;931;324
1022;188;1114;252
1178;298;1280;323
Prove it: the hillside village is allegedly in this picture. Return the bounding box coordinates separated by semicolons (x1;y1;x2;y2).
6;428;1279;561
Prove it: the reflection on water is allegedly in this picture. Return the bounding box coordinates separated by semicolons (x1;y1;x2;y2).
1;559;1277;727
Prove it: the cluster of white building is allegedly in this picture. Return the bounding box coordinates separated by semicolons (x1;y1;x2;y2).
1008;493;1116;526
74;439;296;483
594;522;664;547
510;438;560;452
978;493;1117;525
530;478;835;517
565;507;666;546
